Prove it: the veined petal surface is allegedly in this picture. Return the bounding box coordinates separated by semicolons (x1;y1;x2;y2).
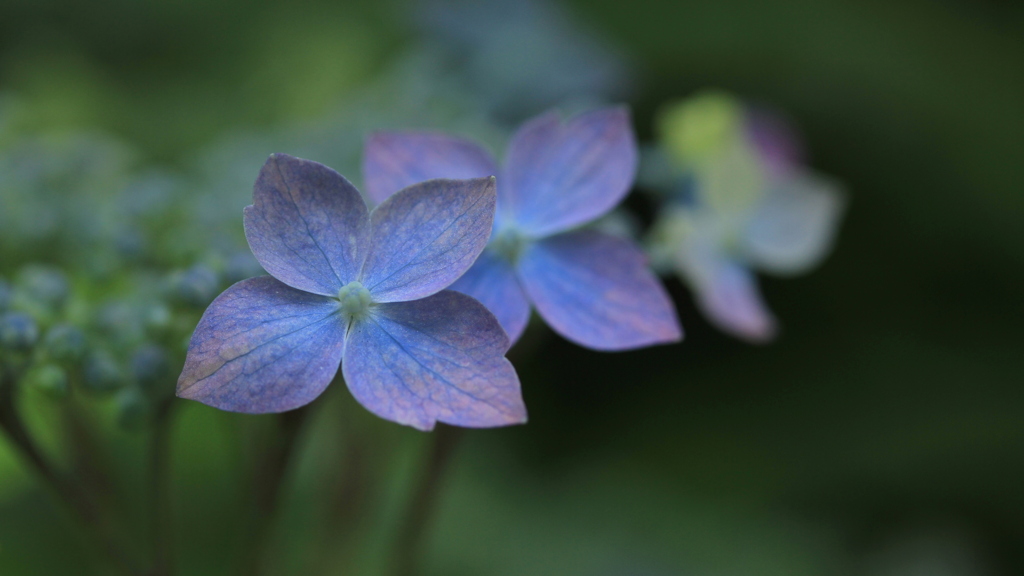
502;107;638;237
741;170;846;276
518;230;682;351
342;291;526;431
449;250;532;344
361;178;496;303
244;154;369;296
362;132;499;205
177;276;345;413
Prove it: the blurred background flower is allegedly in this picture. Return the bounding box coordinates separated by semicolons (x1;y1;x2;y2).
0;0;1022;575
646;91;846;342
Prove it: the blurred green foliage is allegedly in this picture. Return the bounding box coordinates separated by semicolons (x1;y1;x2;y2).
0;0;1022;575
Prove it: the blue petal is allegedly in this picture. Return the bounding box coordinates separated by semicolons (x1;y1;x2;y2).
741;170;846;276
342;290;526;431
244;154;369;296
502;107;638;236
681;247;777;343
362;132;499;205
449;250;531;344
177;276;345;413
360;178;496;303
517;230;682;351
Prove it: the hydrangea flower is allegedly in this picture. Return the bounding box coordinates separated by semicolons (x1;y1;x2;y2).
647;91;847;343
362;107;681;350
177;154;526;431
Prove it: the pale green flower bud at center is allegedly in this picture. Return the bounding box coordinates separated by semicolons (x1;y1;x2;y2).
337;282;373;322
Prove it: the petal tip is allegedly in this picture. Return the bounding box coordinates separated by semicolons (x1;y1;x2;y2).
663;320;685;344
739;319;778;344
174;380;194;400
265;152;293;166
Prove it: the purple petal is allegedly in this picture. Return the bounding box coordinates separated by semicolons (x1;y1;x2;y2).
177;276;345;413
744;108;804;180
362;132;499;205
244;154;369;296
360;178;496;303
502;107;638;236
517;230;682;351
682;249;777;343
342;290;526;431
449;250;532;344
741;170;846;276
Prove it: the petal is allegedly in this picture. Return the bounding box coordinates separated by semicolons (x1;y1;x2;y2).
695;138;767;215
243;154;369;296
362;132;499;205
744;107;804;179
342;291;526;431
517;230;682;351
741;170;846;276
360;177;496;303
177;276;345;413
679;247;777;343
449;250;531;344
502;107;638;236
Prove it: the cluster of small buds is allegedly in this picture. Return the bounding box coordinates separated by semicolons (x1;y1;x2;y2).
1;267;78;401
0;257;263;430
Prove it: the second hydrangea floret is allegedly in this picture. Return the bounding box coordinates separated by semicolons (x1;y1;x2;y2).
363;107;682;351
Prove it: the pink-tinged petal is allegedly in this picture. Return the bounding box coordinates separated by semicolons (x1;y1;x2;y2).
517;230;682;351
682;248;777;343
741;170;846;276
744;108;805;179
243;154;369;296
342;291;526;431
361;178;496;303
502;107;638;236
177;276;345;413
362;132;499;205
449;250;531;344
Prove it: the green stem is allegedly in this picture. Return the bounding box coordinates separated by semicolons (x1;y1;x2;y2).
308;431;369;574
0;368;143;576
236;405;311;576
390;425;464;576
149;398;177;576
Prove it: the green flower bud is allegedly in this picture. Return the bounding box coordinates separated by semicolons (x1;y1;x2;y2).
42;324;86;364
170;265;219;308
130;344;171;397
0;312;40;351
24;364;69;398
145;303;172;333
17;265;70;310
95;302;144;347
81;350;125;394
115;386;151;431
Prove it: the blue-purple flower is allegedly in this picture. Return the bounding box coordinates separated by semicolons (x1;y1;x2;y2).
177;154;526;431
362;107;682;350
648;92;846;342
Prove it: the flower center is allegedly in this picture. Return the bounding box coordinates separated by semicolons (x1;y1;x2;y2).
491;228;526;263
337;281;373;322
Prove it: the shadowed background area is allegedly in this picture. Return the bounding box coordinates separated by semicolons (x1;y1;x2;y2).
0;0;1022;574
